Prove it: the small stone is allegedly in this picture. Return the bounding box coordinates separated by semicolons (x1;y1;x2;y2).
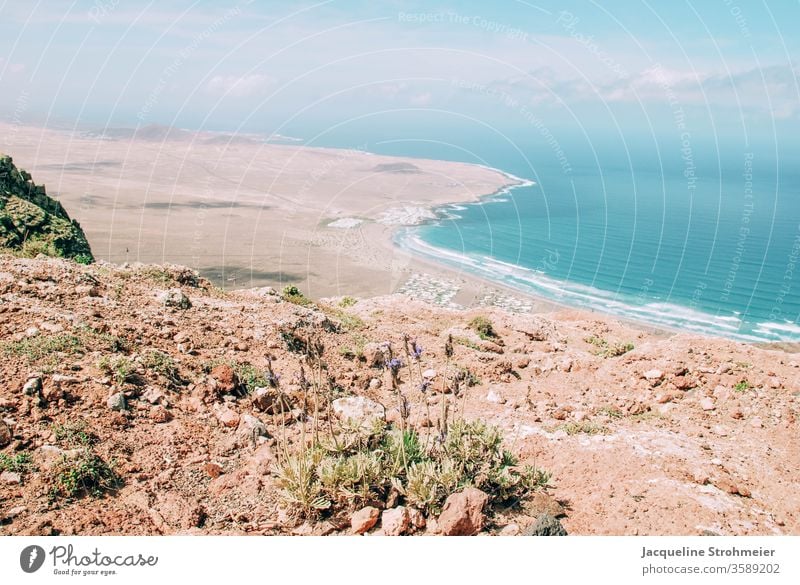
75;284;99;297
160;288;191;310
237;414;268;440
643;369;664;382
749;417;763;428
499;523;520;536
437;488;489;536
149;406;172;423
332;396;385;428
422;369;437;379
24;326;40;337
214;405;240;428
1;470;22;485
699;398;716;411
407;507;426;531
252;387;291;414
210;364;240;396
364;342;390;368
107;392;128;411
40;322;64;333
516;358;531;369
23;377;42;396
486;389;505;404
351;506;380;534
142;387;167;405
204;462;223;478
2;505;26;522
368;378;382;390
381;506;410;536
0;420;11;447
524;513;568;536
712;425;728;436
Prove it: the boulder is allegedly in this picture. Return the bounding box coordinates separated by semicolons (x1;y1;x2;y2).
436;487;489;536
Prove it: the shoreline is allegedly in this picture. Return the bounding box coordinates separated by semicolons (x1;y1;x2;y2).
3;121;796;347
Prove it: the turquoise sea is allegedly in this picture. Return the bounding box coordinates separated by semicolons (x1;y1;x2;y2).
311;124;800;343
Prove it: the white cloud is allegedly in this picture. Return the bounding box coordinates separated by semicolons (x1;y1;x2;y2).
206;73;274;98
477;64;800;117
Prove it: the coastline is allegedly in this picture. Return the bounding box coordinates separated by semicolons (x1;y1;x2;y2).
3;121;795;346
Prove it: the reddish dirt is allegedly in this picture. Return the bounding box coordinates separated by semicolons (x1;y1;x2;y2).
0;256;797;535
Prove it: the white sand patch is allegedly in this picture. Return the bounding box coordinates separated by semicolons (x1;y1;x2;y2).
327;217;364;229
377;206;437;225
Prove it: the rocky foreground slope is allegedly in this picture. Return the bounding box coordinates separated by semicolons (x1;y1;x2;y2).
0;255;798;536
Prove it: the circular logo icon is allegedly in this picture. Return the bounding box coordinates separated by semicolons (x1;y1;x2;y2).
20;545;46;573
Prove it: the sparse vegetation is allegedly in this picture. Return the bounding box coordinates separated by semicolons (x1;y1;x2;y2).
0;452;34;475
1;333;85;364
203;359;277;392
49;450;120;501
453;336;482;351
734;379;752;392
275;334;549;522
141;349;182;386
557;421;609;436
73;253;93;265
338;296;357;308
276;419;549;518
585;336;634;358
469;315;495;339
282;285;311;307
98;355;135;386
53;420;98;447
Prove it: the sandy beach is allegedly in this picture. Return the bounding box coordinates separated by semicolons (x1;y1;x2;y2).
1;122;537;302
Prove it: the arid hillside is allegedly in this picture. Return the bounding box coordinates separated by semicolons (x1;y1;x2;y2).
0;255;797;536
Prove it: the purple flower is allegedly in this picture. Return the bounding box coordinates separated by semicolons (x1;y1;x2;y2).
411;340;423;360
385;357;404;372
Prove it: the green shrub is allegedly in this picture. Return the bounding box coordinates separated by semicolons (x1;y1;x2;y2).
282;285;311;307
585;336;634;358
275;418;549;519
49;449;119;501
338;296;357;308
53;420;98;447
468;316;495;339
0;452;33;474
141;349;182;386
73;253;93;265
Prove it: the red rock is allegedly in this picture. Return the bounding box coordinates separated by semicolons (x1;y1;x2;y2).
381;506;410;536
210;364;239;395
204;462;223;478
436;488;489;536
214;405;240;428
351;506;380;534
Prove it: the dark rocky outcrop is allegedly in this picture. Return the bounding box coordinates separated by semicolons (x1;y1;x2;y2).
0;154;93;261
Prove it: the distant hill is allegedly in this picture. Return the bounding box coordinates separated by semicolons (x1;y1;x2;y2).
0;154;93;261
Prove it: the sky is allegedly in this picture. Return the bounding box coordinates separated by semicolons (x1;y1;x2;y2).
1;0;798;148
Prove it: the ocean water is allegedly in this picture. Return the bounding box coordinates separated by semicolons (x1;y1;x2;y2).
395;144;800;343
307;123;800;343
